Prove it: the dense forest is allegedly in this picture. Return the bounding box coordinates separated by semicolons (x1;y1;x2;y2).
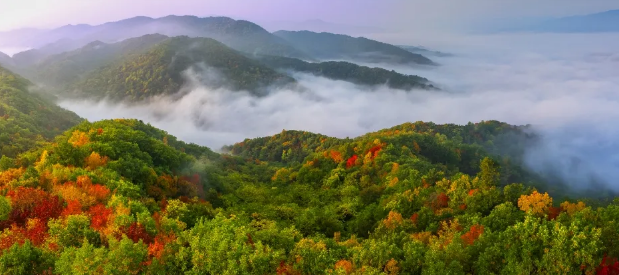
274;31;435;65
0;13;617;275
0;66;81;158
257;55;436;91
0;113;617;273
25;34;170;88
70;36;295;101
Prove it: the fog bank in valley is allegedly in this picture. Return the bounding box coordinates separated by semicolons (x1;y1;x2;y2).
59;33;619;191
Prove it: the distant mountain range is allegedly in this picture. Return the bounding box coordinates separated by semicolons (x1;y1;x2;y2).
0;16;436;69
397;46;454;58
505;9;619;33
258;19;385;34
0;15;439;103
274;30;435;65
10;34;293;101
0;16;310;60
256;55;436;91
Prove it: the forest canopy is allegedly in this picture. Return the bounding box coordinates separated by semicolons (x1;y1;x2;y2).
0;117;616;274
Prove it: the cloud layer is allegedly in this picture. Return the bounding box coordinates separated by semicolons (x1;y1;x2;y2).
59;33;619;191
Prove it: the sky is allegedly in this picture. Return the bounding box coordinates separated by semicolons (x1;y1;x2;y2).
0;0;617;32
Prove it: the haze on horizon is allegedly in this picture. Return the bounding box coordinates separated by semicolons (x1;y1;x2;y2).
0;0;617;34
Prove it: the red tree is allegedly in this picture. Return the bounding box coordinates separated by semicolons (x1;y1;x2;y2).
598;256;619;275
89;204;113;230
346;155;358;168
124;223;153;244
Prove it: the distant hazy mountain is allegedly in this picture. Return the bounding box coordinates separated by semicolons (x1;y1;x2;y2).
256;55;436;91
511;9;619;33
67;36;294;101
0;51;13;68
398;46;454;58
273;30;434;65
0;16;310;59
259;19;385;35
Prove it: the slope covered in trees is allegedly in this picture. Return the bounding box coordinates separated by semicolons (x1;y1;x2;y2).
67;36;295;101
0;52;13;68
1;116;617;274
274;30;435;65
256;55;437;90
24;34;169;88
397;45;454;58
0;66;81;158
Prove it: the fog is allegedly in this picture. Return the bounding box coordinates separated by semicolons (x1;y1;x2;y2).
0;47;31;57
59;32;619;191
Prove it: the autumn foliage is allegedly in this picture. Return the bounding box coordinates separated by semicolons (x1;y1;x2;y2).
334;259;354;274
518;191;552;215
346;155;358;168
461;225;484;246
88;204;113;231
597;256;619;275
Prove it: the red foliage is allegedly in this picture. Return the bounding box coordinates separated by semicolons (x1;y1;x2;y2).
461;225;484;246
459;204;467;210
87;184;111;202
410;213;419;225
25;219;47;246
62;200;83;217
548;206;562;220
346;155;358;168
468;189;478;196
148;233;176;260
152;212;162;230
32;196;63;222
368;145;382;159
124;223;153;244
0;226;26;250
159;198;169;211
431;193;450;211
89;204;113;230
598;255;619;275
277;261;300;275
96;128;104;135
3;188;63;227
181;173;203;197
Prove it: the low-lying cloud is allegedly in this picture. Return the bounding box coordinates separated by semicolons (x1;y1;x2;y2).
59;33;619;192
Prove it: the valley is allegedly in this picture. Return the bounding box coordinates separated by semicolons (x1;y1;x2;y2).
0;5;618;274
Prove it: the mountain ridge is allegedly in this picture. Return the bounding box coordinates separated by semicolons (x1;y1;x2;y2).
274;30;435;65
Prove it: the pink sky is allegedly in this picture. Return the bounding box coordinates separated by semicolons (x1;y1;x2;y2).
0;0;617;32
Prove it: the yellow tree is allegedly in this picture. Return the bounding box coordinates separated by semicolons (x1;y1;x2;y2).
518;191;552;215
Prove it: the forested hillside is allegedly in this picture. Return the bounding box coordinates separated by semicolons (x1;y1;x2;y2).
68;36;294;101
0;117;617;274
0;52;14;68
274;30;435;65
26;34;169;88
257;55;437;90
0;66;81;158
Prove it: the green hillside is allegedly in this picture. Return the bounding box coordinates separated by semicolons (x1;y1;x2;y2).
0;118;615;274
257;55;437;90
27;34;169;88
274;30;435;65
0;66;82;157
66;36;295;101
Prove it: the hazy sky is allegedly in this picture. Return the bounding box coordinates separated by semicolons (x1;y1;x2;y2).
0;0;617;32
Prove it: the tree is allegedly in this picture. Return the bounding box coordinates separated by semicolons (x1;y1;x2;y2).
518;191;552;216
